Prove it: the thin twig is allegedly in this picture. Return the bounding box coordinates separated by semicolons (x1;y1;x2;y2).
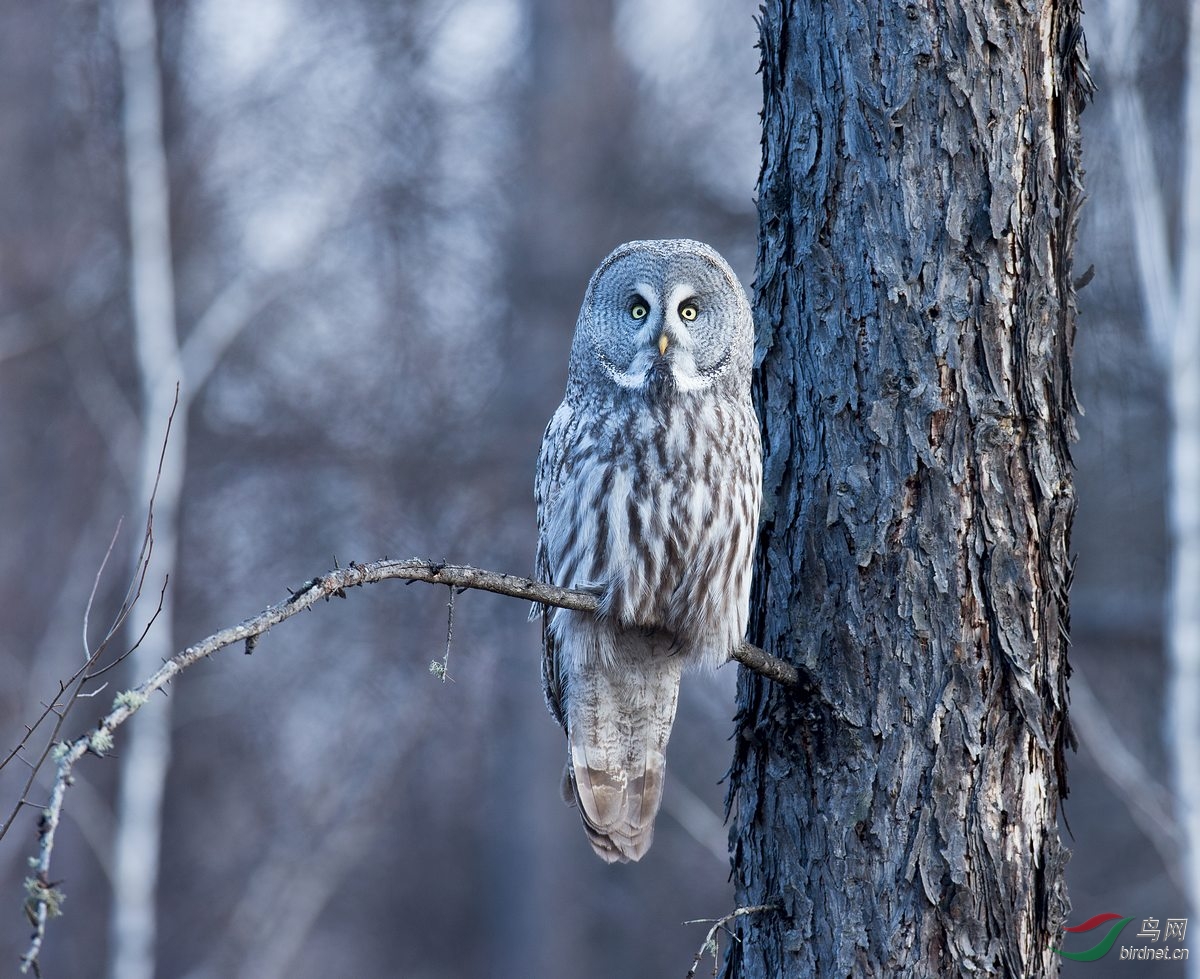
429;585;456;682
1;391;177;845
684;904;778;978
83;519;124;661
117;383;179;623
1069;667;1183;887
0;573;167;845
84;576;170;682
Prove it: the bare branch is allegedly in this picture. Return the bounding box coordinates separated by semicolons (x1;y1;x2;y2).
1070;667;1183;889
18;555;799;972
684;904;778;978
373;560;798;681
661;776;729;866
264;558;794;683
1101;0;1178;357
181;270;281;393
1;394;176;845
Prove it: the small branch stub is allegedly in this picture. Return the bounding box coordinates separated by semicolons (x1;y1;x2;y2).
429;584;456;682
685;904;779;978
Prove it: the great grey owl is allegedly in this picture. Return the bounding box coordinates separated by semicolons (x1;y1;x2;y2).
534;239;762;862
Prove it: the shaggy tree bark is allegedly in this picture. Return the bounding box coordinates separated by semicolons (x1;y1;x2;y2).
724;2;1089;976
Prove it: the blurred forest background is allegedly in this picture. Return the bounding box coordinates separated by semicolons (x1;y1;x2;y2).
0;0;1191;977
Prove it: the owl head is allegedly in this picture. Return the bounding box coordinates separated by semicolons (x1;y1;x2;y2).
569;239;754;399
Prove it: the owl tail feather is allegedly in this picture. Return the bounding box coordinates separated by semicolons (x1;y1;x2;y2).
563;658;683;863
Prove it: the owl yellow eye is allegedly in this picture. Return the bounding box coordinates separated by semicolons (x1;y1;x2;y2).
679;302;698;321
630;302;649;320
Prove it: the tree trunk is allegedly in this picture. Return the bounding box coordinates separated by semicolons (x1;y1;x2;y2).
1168;289;1200;979
1101;1;1200;953
724;2;1089;976
110;1;182;976
1167;2;1200;959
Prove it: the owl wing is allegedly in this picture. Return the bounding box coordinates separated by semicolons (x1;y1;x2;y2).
534;400;576;728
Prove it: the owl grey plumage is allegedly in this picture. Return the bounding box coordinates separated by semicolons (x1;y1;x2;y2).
535;239;762;862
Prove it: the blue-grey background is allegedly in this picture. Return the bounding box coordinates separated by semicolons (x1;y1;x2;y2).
0;1;1187;976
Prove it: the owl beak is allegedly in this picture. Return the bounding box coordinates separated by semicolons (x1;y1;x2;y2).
657;333;669;356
